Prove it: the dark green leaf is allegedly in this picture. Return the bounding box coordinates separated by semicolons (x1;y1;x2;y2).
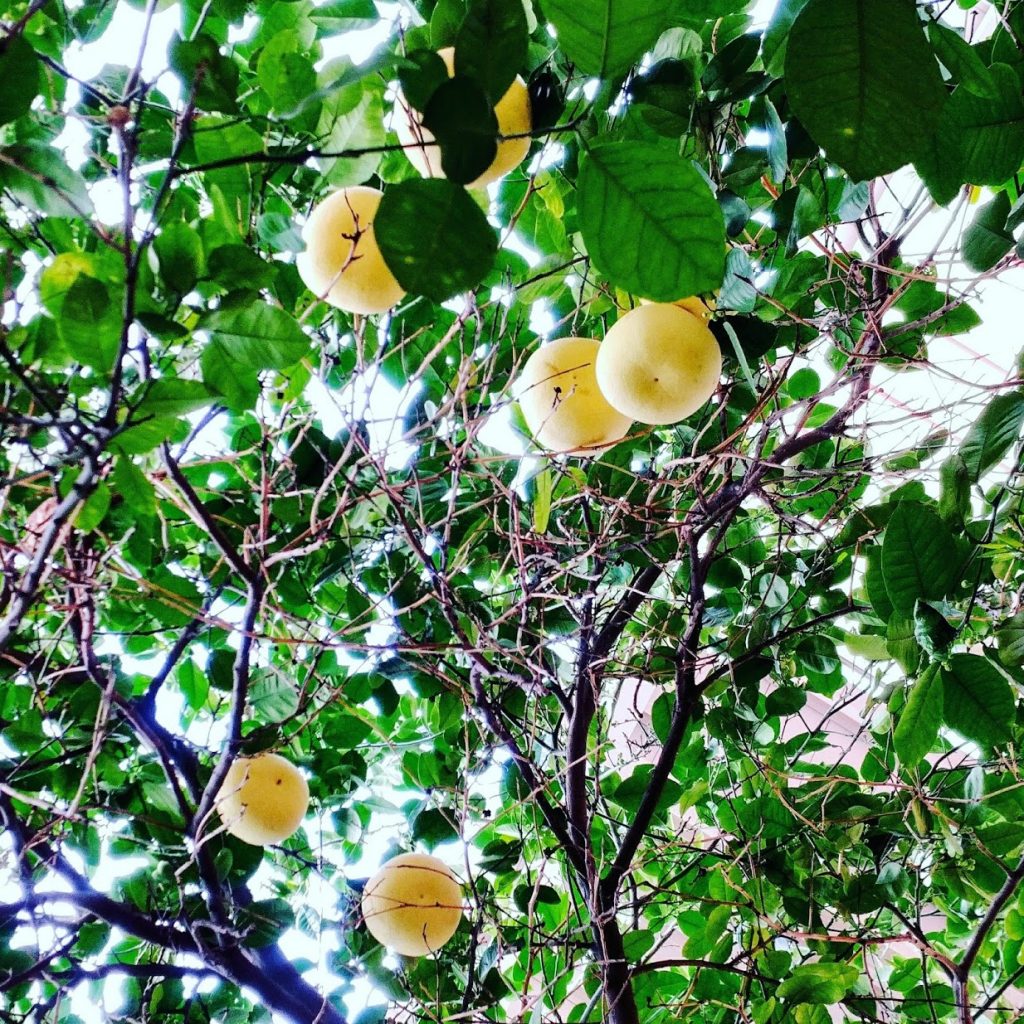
942;654;1015;748
422;77;499;184
997;611;1024;667
540;0;670;78
577;139;725;301
913;601;956;661
785;0;946;180
963;191;1014;272
893;664;942;767
881;503;957;615
398;49;449;111
957;390;1024;480
375;179;498;301
112;457;157;520
310;0;379;33
0;36;41;126
927;20;1000;98
887;615;921;676
154;222;204;294
169;32;239;113
455;0;528;101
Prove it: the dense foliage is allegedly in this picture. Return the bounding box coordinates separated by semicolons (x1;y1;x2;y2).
2;1;1024;1023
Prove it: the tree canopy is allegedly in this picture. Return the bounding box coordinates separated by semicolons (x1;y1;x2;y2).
2;1;1024;1023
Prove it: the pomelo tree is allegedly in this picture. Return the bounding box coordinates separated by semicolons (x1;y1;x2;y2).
2;1;1024;1023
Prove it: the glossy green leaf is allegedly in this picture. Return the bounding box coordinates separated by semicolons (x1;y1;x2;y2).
375;179;498;301
957;390;1024;480
777;962;859;1004
893;664;942;767
577;139;725;301
154;222;204;294
0;145;94;218
541;0;670;78
455;0;528;101
422;77;499;184
785;0;945;180
881;503;957;615
941;654;1015;748
963;191;1014;272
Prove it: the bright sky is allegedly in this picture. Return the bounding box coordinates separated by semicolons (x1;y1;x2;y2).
7;0;1023;1020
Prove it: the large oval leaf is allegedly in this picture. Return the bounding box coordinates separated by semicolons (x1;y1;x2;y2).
375;179;498;302
577;140;725;301
540;0;669;79
785;0;945;181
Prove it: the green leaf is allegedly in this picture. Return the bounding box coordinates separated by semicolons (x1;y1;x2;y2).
894;664;943;767
422;77;499;184
375;179;498;301
455;0;528;101
963;191;1014;272
887;614;921;676
577;139;725;301
785;0;946;180
58;276;122;372
0;145;95;219
111;457;157;520
777;962;859;1004
154;222;204;294
881;503;957;615
75;482;111;532
0;35;41;126
936;64;1024;186
927;20;999;99
762;0;811;78
134;379;216;419
942;654;1015;748
201;304;309;371
192;120;264;233
533;467;552;534
249;671;300;724
938;453;971;528
310;0;379;33
258;31;318;118
169;32;239;113
997;611;1024;667
540;0;670;78
398;49;450;111
914;601;956;661
764;97;788;185
957;390;1024;480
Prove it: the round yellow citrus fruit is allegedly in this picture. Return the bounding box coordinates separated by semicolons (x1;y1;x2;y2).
596;303;722;425
394;47;532;188
215;753;310;847
637;295;716;321
515;336;633;454
361;852;463;956
296;185;405;315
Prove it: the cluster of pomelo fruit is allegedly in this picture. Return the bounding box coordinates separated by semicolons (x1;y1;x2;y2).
215;753;464;957
297;47;530;315
514;297;721;454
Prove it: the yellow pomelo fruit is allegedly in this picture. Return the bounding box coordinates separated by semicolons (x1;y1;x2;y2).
515;336;633;454
639;295;716;321
596;303;722;426
361;852;463;956
296;185;405;315
215;753;309;847
394;47;532;188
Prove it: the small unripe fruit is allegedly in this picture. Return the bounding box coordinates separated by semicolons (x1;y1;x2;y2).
296;186;405;315
515;336;632;454
394;47;532;188
215;753;309;847
361;852;463;956
596;303;722;426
